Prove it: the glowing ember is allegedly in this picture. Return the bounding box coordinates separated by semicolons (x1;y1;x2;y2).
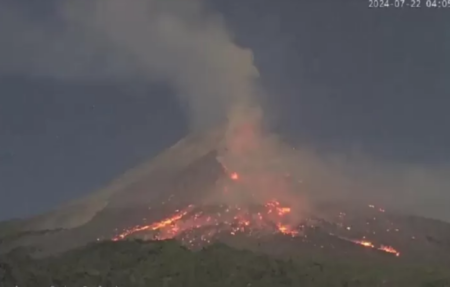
230;172;239;180
277;223;299;236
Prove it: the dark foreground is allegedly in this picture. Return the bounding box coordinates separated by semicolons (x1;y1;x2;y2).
1;239;450;287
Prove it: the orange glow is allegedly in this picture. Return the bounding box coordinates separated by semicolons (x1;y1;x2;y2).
343;238;400;257
353;239;375;248
379;245;400;256
277;223;299;236
112;208;191;241
111;122;402;259
112;200;299;245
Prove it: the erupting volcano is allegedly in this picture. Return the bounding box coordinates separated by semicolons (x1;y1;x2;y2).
108;118;404;258
2;117;450;266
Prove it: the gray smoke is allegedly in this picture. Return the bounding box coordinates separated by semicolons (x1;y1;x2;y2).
2;0;450;226
0;0;259;130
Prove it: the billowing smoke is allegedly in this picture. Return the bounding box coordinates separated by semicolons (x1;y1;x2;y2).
1;0;272;230
0;0;259;130
2;0;450;229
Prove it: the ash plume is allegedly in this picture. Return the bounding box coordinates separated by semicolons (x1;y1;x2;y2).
0;0;270;228
2;0;450;230
0;0;259;131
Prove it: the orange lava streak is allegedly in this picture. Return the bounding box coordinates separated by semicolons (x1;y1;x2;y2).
353;239;375;248
112;200;297;242
111;164;401;259
329;233;400;257
379;245;400;257
112;208;191;241
350;239;400;256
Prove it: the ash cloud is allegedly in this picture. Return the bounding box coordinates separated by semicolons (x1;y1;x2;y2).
0;0;259;130
2;0;449;228
0;0;262;229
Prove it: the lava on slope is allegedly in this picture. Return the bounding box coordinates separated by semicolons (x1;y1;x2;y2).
329;234;400;257
111;121;401;257
111;171;400;257
112;199;300;243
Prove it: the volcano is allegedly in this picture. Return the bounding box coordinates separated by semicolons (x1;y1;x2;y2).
2;126;450;267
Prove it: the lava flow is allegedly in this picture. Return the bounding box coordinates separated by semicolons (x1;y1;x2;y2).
112;171;401;257
112;206;193;241
112;199;299;243
347;238;400;257
112;120;401;257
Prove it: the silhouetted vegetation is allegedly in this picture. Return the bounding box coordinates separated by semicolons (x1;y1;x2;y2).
1;239;450;287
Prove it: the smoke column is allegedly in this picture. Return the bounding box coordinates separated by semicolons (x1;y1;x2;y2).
0;0;268;229
2;0;450;226
1;0;272;202
0;0;260;131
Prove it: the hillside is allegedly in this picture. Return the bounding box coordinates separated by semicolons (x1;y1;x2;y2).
2;128;450;286
1;239;450;287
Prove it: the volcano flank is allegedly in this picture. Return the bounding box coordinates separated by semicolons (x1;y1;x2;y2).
1;127;450;268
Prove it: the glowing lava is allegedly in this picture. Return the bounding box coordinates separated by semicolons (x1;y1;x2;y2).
112;199;299;244
354;239;375;248
112;207;192;241
379;245;401;257
332;235;400;257
112;199;400;257
353;240;400;257
111;128;401;258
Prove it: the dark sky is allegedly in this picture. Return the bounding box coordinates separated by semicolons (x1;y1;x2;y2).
1;0;449;220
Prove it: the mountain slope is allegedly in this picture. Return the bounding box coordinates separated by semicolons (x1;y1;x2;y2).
2;239;450;287
1;128;450;269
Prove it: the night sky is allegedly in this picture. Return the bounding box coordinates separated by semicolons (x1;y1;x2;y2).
1;0;449;220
